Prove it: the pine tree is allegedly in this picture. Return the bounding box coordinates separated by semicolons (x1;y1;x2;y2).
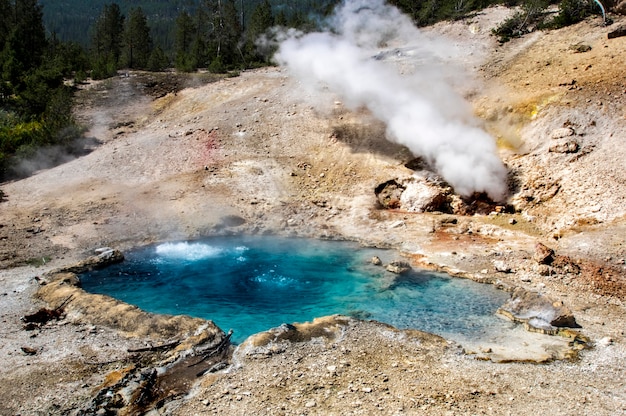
147;46;169;72
7;0;47;75
122;7;153;69
174;11;197;72
0;0;11;45
192;7;211;69
204;0;243;71
221;0;244;67
91;3;125;78
274;9;288;27
244;0;274;64
0;0;78;179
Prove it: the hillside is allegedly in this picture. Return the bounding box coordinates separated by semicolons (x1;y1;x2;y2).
40;0;199;46
1;5;625;415
39;0;336;50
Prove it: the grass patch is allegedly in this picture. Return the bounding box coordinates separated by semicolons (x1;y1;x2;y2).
26;256;53;267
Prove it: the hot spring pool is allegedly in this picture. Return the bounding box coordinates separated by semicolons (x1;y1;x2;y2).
80;236;511;344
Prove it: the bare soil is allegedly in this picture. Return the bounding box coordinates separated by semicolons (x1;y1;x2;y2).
1;8;625;415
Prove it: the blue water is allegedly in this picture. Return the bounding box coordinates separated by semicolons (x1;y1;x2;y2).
80;236;509;344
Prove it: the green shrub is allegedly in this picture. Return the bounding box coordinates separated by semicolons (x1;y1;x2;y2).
492;10;528;42
492;0;549;42
148;47;170;72
208;56;226;74
0;120;46;152
549;0;598;28
91;54;118;80
0;119;45;177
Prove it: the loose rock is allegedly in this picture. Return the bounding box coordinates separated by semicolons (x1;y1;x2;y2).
386;261;412;274
549;140;579;153
493;260;513;273
533;243;555;265
21;346;38;355
550;127;575;139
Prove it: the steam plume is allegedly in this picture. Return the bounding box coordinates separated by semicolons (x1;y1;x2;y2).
274;0;507;200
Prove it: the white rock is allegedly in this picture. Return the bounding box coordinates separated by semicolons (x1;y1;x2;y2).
598;337;614;346
399;178;448;213
493;260;513;273
389;220;405;229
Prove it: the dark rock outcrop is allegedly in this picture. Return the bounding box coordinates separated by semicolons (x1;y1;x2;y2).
608;25;626;38
375;179;405;209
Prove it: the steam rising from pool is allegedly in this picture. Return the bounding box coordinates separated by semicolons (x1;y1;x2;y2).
155;242;225;261
81;236;510;343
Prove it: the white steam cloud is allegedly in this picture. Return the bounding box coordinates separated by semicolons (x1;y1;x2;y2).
273;0;507;200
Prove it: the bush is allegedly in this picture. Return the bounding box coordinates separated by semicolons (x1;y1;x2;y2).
0;83;78;179
175;53;197;73
148;47;170;72
0;119;46;153
0;118;45;177
208;56;226;74
492;10;529;42
44;87;74;138
549;0;598;28
492;0;549;42
91;54;118;80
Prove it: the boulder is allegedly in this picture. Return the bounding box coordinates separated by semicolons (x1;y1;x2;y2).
375;175;451;213
404;157;431;171
386;261;412;274
550;127;575;139
399;179;450;213
497;287;579;333
371;256;383;266
533;242;555;265
374;179;405;209
608;24;626;38
549;140;579;153
569;44;591;53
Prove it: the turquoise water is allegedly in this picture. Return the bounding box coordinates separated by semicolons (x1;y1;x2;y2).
80;236;509;344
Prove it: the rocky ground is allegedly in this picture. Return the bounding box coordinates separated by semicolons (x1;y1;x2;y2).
0;7;625;415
